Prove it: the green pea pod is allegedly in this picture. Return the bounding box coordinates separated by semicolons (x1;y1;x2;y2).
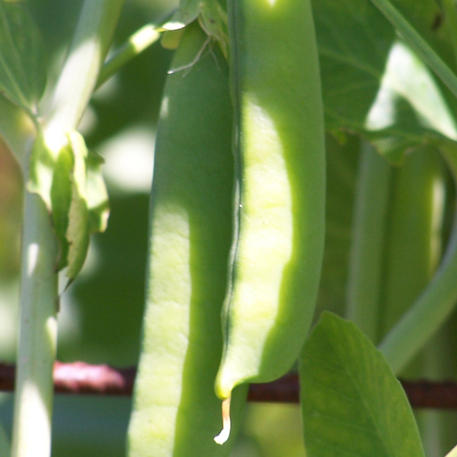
214;0;325;442
127;24;245;457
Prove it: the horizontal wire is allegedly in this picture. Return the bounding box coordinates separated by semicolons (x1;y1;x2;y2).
0;362;456;408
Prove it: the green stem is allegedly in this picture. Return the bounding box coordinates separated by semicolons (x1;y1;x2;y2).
41;0;125;151
379;200;457;374
377;148;457;377
12;2;125;457
346;142;391;342
378;148;442;346
443;0;457;65
369;0;457;100
11;191;58;457
96;23;161;89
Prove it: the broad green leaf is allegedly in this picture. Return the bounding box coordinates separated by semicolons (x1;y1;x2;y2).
27;130;109;280
0;0;46;115
299;312;425;457
0;94;36;166
312;0;457;162
383;0;455;72
313;0;394;132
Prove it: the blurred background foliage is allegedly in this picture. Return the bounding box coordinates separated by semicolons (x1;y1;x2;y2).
0;0;318;455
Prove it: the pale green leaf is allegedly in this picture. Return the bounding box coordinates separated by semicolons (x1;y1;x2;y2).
27;130;109;280
50;143;73;270
64;131;92;280
0;0;46;114
299;312;425;457
0;94;35;166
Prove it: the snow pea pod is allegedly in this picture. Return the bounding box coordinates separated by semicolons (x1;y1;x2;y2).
215;0;325;441
127;24;245;457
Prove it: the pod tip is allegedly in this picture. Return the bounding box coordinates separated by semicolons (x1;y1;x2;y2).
214;397;231;445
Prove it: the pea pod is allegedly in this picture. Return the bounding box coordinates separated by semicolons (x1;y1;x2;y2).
214;0;325;442
127;24;245;457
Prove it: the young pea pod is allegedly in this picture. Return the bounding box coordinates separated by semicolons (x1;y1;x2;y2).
127;24;245;457
214;0;325;441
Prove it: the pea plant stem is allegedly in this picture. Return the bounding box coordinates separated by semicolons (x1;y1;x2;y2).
96;23;161;89
346;142;391;342
442;0;457;65
369;0;457;100
379;205;457;374
11;192;58;457
41;0;125;151
11;2;124;456
379;148;457;373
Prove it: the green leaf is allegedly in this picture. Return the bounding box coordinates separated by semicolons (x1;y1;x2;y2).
64;131;91;280
162;0;228;57
313;0;457;161
299;312;425;457
85;150;109;234
50;142;74;270
0;0;46;115
164;0;201;29
27;130;109;280
388;0;453;66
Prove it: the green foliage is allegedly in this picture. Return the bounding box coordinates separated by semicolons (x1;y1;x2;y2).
27;131;108;280
313;0;457;163
300;312;425;457
163;0;228;56
0;1;46;115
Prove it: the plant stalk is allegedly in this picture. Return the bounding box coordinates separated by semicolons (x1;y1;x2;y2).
96;23;161;89
442;0;457;66
346;142;391;342
41;0;125;151
379;208;457;374
11;191;58;457
11;1;125;456
379;147;457;373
